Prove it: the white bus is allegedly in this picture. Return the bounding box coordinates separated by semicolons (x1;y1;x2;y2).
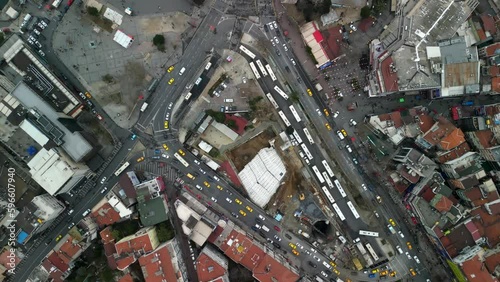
174;153;189;167
266;64;277;81
249;62;261;80
278;111;291;127
347;201;360;219
114;162;130;176
292;130;303;144
256;60;268;77
332;203;346;221
239;45;256;59
334;179;347;198
274;86;289;100
265;93;279;109
303;128;314;144
312;166;325;184
289;105;301;123
365;243;379;261
300;143;313;160
322;160;334;178
359;230;379;237
323;172;334;189
140;102;149;112
321;186;335;204
185;92;192;101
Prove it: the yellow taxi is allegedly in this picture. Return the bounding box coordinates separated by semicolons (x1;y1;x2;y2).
178;149;186;156
380;270;388;276
203;181;210;188
389;218;396;226
187;173;195;179
371;269;379;274
407;242;412;250
55;234;63;242
137;156;145;162
292;249;299;256
168;78;175;85
246;206;253;212
217;185;223;190
341;129;347;136
307;88;313;96
323;109;330;116
389;271;396;277
289;242;296;249
325;123;332;131
239;210;246;216
333;269;340;275
409;268;416;276
163;144;169;150
167;66;174;72
164;121;169;129
329;261;336;267
235;198;242;205
85;91;92;98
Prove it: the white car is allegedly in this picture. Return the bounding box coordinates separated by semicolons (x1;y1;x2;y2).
320;271;328;278
213;175;220;181
296;242;304;250
333;111;339;118
199;168;206;174
194;159;201;165
226;198;232;203
68;222;75;229
283;44;288;51
273;21;278;29
274;36;279;44
100;187;108;194
406;252;412;260
316;109;322;116
258;214;266;221
361;184;367;191
273;235;281;241
311;248;317;253
350;24;357;31
349;118;357;126
100;177;106;184
33;29;41;35
38;50;45;57
165;113;170;120
414;256;420;264
345;145;352;153
270;39;275;46
290;58;296;65
196;184;203;191
168;102;173;110
398;231;405;238
322;261;332;269
269;23;274;30
336;131;345;140
162;154;169;158
210;197;217;203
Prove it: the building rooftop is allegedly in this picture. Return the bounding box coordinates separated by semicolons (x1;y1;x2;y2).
300;21;330;67
196;249;228;282
115;227;158;256
137;242;178;282
12;83;92;162
41;258;64;282
461;254;497;282
137;196;169;227
441;220;481;258
439;128;466;151
471;207;500;248
92;202;121;227
436;142;471;164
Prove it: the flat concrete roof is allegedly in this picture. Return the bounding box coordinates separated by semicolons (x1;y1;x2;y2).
11;83;92;162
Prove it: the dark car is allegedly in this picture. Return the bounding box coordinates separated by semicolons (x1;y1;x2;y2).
151;156;160;160
308;261;317;268
285;233;292;240
86;100;94;108
255;218;262;224
259;231;266;237
273;242;281;249
275;49;281;56
264;24;269;32
251;226;259;232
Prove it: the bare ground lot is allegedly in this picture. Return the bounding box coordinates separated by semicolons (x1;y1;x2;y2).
226;129;276;171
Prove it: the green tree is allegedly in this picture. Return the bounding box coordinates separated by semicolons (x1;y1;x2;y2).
87;6;99;17
157;222;175;243
360;6;371;18
226;119;237;130
206;109;226;123
102;74;114;84
153;34;165;46
111;229;122;241
305;46;318;65
320;0;332;14
285;126;294;135
290;92;300;103
99;268;115;282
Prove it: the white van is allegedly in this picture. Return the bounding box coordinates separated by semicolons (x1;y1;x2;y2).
224;99;233;103
195;77;202;85
205;62;212;70
262;225;270;232
179;67;186;75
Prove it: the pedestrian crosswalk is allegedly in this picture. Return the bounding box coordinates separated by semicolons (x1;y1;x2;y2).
135;161;180;181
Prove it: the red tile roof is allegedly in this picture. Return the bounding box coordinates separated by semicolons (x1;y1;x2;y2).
492;77;500;93
115;255;136;271
418;114;435;133
484;252;500;275
474;130;498;149
472;191;499;207
138;243;178;282
253;253;300;282
115;228;156;256
436;142;471;164
477;29;487;41
487;200;500;215
0;248;20;270
461;255;497;282
433;195;453;212
380;56;399;92
481;13;497;35
224;114;248;135
489;65;500;77
465;220;482;242
100;226;115;244
422;117;457;146
197;252;227;282
471;207;500;247
47;251;69;272
57;237;82;264
93;203;121;227
325;26;343;60
103;242;118;270
358;17;375;32
439;128;465;150
484;42;500;57
41;258;64;282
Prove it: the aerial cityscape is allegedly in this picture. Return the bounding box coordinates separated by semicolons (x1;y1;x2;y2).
0;0;498;281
